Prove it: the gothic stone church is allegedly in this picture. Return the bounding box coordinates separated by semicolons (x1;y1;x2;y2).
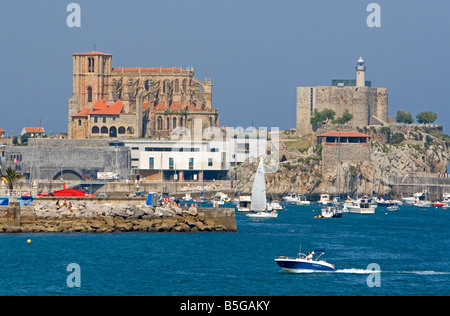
68;51;219;139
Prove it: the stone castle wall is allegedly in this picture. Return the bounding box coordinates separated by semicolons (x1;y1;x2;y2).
321;142;371;172
296;86;388;135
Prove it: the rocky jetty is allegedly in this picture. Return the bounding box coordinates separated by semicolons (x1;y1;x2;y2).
0;200;236;233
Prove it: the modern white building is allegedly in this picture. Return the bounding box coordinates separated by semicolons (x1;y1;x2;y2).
122;128;268;181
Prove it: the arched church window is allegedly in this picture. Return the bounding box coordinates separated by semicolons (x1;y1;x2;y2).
173;117;177;129
180;117;183;127
118;126;126;134
87;86;93;103
157;117;163;130
101;126;108;134
166;117;170;130
182;79;187;92
92;126;99;134
174;80;179;93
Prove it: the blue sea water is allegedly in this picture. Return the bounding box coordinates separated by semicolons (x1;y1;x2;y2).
0;204;449;296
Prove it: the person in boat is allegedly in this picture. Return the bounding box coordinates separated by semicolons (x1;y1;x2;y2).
306;251;315;260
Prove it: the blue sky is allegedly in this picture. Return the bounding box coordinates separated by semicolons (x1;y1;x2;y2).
0;1;449;135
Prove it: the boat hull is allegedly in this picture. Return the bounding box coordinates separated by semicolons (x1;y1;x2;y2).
346;207;375;214
246;211;278;218
275;258;335;272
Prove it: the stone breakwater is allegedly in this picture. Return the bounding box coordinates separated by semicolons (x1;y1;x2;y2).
0;200;237;233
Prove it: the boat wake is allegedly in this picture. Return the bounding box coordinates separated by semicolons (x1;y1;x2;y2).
334;269;450;275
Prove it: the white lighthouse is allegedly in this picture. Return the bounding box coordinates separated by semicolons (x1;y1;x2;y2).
356;57;366;87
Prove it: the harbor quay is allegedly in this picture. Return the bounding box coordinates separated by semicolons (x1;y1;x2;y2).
0;197;237;234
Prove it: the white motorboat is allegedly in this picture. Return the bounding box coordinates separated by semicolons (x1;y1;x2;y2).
182;193;193;202
237;195;251;212
403;191;429;205
415;200;432;208
318;194;332;206
246;210;278;218
246;158;278;219
387;205;399;212
282;193;311;206
320;206;343;218
212;192;230;205
346;196;376;214
442;192;450;206
275;249;335;273
268;200;283;210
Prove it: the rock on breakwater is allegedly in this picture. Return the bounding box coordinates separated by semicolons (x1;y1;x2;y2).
0;200;237;233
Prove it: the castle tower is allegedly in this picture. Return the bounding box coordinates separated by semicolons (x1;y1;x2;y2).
356;56;366;87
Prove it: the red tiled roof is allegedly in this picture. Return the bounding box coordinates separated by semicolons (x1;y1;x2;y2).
71;100;124;117
93;99;108;110
71;109;91;117
90;100;123;115
23;127;44;133
73;51;113;56
316;131;371;138
0;127;5;133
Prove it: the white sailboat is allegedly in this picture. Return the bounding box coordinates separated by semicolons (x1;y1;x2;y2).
246;158;278;219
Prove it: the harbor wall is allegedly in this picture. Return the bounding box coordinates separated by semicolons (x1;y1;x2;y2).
0;198;237;233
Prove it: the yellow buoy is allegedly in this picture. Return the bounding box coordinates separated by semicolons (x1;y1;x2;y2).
27;239;31;244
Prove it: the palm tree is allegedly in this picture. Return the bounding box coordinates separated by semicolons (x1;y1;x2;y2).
1;167;23;192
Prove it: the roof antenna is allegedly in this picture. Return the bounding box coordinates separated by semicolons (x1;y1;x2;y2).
94;44;96;51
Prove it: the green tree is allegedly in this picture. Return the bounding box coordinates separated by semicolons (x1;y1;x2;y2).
396;110;414;124
332;109;353;125
310;108;336;126
416;111;438;124
20;132;32;145
1;167;23;191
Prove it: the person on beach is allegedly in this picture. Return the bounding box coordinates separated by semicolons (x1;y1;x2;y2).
56;200;60;210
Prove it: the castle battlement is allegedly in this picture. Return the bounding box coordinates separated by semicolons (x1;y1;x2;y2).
296;57;388;135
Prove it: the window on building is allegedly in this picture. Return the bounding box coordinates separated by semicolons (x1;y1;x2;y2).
78;119;82;126
92;126;99;134
87;86;93;103
166;117;170;130
174;80;179;93
100;126;108;134
173;117;177;129
208;158;213;167
182;79;187;92
88;57;95;73
157;116;163;130
94;117;98;123
118;126;126;134
149;157;154;169
103;117;106;123
189;158;194;170
169;157;174;170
